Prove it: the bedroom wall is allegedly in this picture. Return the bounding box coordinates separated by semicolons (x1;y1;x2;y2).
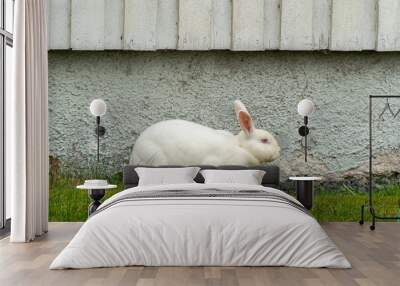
48;51;400;180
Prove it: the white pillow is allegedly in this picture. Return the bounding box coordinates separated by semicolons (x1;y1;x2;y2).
135;167;200;186
200;169;266;185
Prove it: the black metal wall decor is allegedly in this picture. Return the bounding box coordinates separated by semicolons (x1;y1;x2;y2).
298;116;310;162
359;95;400;230
95;116;106;163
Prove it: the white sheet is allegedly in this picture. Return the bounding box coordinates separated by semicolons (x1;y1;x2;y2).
50;183;351;269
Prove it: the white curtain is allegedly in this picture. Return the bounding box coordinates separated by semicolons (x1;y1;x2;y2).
8;0;49;242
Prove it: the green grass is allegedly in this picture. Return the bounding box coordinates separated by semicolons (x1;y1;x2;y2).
49;176;124;222
313;186;400;222
49;177;400;222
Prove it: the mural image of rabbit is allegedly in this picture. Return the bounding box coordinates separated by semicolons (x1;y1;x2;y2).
130;100;280;166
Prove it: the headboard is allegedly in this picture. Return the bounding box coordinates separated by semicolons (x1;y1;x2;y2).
123;165;280;189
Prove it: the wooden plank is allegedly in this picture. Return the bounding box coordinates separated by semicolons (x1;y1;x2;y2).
264;0;281;50
331;0;377;51
156;0;178;49
178;0;212;50
281;0;313;50
377;0;400;51
312;0;331;50
71;0;105;50
104;0;124;49
48;0;388;52
360;0;378;51
124;0;158;50
232;0;264;51
48;0;71;49
3;222;400;285
280;0;330;50
211;0;231;49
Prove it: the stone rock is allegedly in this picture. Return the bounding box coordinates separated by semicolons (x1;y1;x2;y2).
343;151;400;184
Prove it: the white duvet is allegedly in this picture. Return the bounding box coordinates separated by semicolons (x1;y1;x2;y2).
50;183;351;269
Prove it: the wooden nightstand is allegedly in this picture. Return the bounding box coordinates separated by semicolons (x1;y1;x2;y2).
289;177;322;210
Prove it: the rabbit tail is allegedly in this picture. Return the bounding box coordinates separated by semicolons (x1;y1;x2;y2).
130;141;168;166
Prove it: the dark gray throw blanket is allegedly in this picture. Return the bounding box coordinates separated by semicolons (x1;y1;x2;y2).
91;189;309;217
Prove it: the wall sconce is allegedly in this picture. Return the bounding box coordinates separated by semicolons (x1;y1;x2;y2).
297;99;315;163
90;99;107;163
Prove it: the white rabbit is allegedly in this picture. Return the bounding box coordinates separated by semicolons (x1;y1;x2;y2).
130;100;280;166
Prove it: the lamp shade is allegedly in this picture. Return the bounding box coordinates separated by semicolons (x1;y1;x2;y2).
297;99;315;116
90;99;107;117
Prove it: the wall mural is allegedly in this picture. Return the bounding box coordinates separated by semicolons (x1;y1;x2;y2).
48;51;400;183
46;50;400;222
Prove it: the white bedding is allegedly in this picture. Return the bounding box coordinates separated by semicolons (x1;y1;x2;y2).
50;183;351;269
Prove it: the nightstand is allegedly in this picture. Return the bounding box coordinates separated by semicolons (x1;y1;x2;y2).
289;177;322;210
77;181;117;216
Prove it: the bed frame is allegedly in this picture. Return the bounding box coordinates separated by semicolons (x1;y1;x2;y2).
123;165;280;189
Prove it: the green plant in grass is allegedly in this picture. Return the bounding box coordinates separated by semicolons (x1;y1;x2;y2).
49;176;400;222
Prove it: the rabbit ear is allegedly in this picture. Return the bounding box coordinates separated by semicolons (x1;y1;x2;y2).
234;100;249;117
234;100;254;136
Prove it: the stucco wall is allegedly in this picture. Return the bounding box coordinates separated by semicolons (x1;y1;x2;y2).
48;51;400;179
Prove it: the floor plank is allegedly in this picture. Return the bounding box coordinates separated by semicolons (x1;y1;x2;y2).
0;222;399;286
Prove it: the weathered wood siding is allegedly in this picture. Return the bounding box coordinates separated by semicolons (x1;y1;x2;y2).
71;0;105;50
331;0;377;51
178;0;212;50
377;0;400;51
124;0;158;50
104;0;124;49
263;0;281;50
281;0;314;50
211;0;232;49
157;0;178;49
232;0;264;51
48;0;71;49
48;0;400;51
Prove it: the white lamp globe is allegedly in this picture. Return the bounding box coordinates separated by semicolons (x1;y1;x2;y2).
297;99;315;116
90;99;107;117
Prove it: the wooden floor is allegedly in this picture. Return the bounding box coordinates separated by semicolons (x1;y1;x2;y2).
0;223;399;286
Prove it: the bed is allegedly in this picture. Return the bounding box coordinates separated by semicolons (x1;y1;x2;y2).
50;165;350;269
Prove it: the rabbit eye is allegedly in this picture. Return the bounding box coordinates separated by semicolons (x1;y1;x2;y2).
261;138;269;144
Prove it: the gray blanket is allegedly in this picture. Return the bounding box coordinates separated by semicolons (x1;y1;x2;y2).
91;189;308;217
